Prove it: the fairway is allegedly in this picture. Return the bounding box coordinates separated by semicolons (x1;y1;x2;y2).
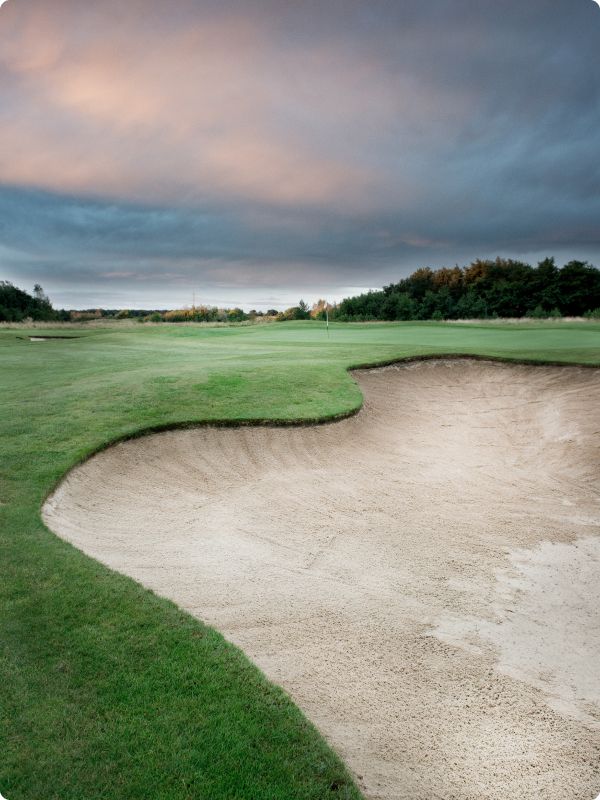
2;321;600;800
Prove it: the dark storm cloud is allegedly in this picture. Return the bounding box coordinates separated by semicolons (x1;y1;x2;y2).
0;0;599;307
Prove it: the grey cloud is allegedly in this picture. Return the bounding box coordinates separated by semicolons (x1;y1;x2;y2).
0;0;599;307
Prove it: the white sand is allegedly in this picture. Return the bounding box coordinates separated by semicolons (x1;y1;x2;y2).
43;360;600;800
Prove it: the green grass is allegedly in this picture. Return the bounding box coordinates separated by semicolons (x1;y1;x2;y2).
1;319;599;800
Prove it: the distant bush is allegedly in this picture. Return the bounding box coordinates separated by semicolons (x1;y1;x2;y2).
584;308;600;319
527;305;563;319
527;305;548;319
277;300;311;321
162;305;250;323
70;309;103;321
227;308;246;322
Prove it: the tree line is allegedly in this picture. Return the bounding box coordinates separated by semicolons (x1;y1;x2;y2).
333;258;600;321
3;257;600;325
0;282;280;323
0;281;309;324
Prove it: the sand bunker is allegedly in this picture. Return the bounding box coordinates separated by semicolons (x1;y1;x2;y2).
28;335;80;341
43;360;600;800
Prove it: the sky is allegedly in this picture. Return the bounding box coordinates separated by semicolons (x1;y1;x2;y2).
1;0;599;310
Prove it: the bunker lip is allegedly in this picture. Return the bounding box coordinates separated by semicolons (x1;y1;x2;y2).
25;335;82;341
42;359;600;800
20;333;82;342
40;354;600;506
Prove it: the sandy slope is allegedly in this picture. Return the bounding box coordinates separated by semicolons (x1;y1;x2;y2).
43;360;600;800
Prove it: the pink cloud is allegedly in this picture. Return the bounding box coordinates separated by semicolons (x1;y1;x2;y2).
0;2;387;209
0;0;454;212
